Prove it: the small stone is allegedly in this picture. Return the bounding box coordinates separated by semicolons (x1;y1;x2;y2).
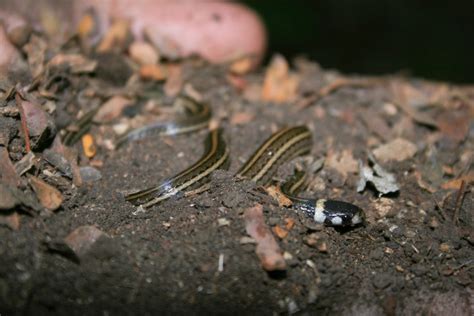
94;96;133;123
439;243;451;253
286;297;299;315
64;225;107;258
43;149;72;178
129;41;159;65
239;236;256;244
428;217;439;229
79;166;102;182
267;216;280;226
283;251;293;260
21;98;56;150
317;241;328;253
372;273;392;289
369;249;384;261
217;218;230;227
373;138;417;162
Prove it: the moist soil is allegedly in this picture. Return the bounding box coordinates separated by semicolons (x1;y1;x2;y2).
1;60;473;315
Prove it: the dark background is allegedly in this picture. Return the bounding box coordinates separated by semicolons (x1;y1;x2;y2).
243;0;474;83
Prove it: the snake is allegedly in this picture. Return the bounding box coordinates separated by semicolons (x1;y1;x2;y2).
122;96;365;226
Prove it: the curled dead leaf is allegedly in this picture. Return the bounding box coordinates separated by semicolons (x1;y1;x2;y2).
229;56;253;75
94;96;133;123
441;172;474;190
265;185;292;207
230;112;254;125
164;64;183;97
29;176;63;211
97;19;131;53
262;54;299;103
129;41;160;65
272;225;289;239
326;149;358;180
243;204;286;271
139;64;168;81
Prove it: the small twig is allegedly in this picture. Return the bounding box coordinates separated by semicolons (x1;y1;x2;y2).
297;78;376;109
15;93;31;153
453;180;466;225
432;196;447;221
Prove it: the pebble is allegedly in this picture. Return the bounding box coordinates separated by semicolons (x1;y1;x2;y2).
217;218;230;227
43;149;73;178
64;225;107;259
372;273;392;289
80;166;102;182
267;216;280;226
369;248;385;261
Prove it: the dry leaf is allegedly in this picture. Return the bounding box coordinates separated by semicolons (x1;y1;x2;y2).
226;74;248;91
243;204;286;271
230;112;254;125
81;134;96;158
262;54;299;103
97;19;131;53
326;149;358;179
29;176;63;211
373;138;417;162
441;172;474;190
357;156;400;195
414;171;437;193
229;56;253;75
164;63;183;97
284;218;295;230
94;96;133;123
23;35;47;78
272;225;289;239
139;64;168;81
0;147;21;187
436;108;471;143
389;80;439;127
77;12;95;39
265;185;292;207
48;54;97;74
129;41;159;65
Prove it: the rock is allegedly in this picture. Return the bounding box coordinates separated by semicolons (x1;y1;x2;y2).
0;117;18;146
373;138;417;162
93;96;133;123
0;184;20;211
0;147;21;187
79;166;102;182
43;149;73;178
64;225;107;259
129;41;159;65
372;273;392;289
0;212;20;230
95;53;133;86
20;98;57;150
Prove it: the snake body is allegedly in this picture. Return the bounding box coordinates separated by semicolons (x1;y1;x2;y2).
123;97;364;226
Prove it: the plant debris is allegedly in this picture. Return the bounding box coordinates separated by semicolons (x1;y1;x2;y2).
243;204;287;271
357;155;400;195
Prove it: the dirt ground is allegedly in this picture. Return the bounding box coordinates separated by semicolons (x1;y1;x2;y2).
0;37;473;315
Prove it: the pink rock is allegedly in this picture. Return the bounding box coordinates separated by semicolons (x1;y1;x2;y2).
64;225;107;258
